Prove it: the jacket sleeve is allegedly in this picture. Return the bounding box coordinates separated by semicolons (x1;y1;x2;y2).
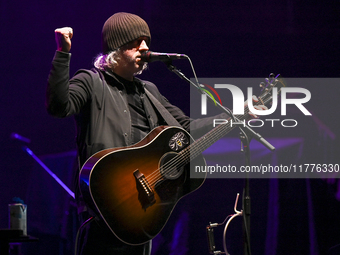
46;51;93;117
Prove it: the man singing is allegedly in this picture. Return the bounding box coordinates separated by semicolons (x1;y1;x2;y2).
46;12;266;254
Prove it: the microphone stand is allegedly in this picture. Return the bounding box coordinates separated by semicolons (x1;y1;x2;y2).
239;129;251;255
165;61;275;255
166;61;275;151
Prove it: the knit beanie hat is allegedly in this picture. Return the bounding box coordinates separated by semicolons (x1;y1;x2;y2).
102;12;151;53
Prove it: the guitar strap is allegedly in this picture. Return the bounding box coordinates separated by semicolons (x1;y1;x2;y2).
144;89;181;127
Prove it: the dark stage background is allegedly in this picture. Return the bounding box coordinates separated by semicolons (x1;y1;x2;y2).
1;0;339;254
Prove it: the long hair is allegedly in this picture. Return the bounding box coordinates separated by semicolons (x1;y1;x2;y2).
93;49;148;75
94;49;121;71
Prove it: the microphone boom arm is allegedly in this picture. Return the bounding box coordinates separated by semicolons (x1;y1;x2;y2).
166;62;275;152
166;62;235;119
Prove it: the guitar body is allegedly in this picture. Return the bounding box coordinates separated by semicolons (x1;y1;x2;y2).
79;126;206;245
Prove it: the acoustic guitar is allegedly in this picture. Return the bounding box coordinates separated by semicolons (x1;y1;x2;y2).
79;74;284;245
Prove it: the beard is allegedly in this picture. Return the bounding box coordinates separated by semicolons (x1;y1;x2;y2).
134;62;148;75
119;51;148;75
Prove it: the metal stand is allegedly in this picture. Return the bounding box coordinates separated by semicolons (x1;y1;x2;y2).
164;61;276;255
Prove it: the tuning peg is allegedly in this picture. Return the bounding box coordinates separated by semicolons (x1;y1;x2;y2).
269;73;275;79
259;82;265;88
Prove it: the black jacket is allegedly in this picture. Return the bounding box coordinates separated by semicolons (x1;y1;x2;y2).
46;51;226;167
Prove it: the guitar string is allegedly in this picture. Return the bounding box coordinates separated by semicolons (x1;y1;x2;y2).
146;96;272;187
146;93;274;187
146;100;264;187
145;108;238;184
146;114;243;186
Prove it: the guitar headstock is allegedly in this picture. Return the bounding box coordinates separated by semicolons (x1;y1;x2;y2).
258;73;286;105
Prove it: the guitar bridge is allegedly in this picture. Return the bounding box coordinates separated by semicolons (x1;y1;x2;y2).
133;169;156;210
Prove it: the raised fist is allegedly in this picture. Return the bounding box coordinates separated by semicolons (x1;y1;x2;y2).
55;27;73;53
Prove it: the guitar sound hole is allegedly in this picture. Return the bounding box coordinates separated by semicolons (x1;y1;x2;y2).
159;152;184;180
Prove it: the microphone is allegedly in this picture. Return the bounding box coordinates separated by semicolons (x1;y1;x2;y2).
10;133;31;143
140;51;187;63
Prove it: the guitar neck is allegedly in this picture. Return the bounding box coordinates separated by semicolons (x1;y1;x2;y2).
191;114;246;157
179;105;254;164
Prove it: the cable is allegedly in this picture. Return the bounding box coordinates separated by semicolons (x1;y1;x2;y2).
222;193;243;255
206;194;243;255
74;216;96;255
